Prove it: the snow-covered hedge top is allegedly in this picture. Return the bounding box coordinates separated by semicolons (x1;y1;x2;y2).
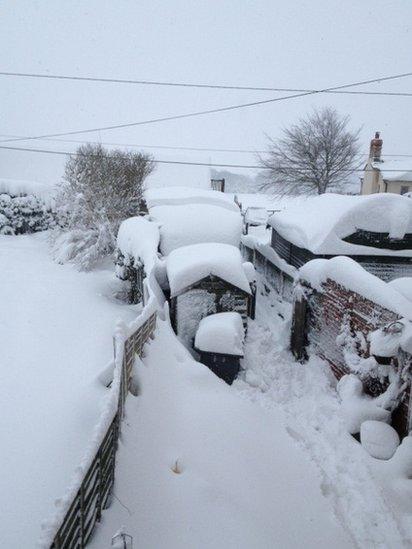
194;312;244;355
0;178;54;204
145;186;239;212
373;159;412;182
268;193;412;256
166;242;251;296
149;203;242;255
388;277;412;303
116;216;160;273
299;256;412;320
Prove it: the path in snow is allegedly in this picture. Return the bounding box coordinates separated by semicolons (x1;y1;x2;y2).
90;316;351;549
0;233;138;547
234;282;409;548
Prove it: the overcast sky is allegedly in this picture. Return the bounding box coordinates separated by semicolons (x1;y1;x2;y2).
1;0;411;188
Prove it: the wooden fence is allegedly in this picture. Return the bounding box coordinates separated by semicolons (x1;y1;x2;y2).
50;312;157;549
241;242;295;302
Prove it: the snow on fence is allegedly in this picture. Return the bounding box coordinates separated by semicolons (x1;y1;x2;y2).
42;307;157;548
240;239;295;302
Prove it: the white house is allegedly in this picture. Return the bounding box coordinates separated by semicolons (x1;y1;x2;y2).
361;132;412;195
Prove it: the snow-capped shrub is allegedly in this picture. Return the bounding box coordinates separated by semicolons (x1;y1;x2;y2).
52;144;154;270
0;192;55;235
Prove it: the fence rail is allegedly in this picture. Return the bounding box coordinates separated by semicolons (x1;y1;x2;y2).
50;312;157;549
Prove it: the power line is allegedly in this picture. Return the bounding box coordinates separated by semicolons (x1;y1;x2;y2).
1;71;412;145
1;70;412;97
1;143;411;172
1;133;412;158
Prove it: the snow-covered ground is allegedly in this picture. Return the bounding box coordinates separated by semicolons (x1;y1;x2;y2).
234;281;412;547
90;315;352;549
0;233;138;547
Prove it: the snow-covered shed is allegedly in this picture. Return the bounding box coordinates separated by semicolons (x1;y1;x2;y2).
144;186;239;212
165;243;252;347
268;193;412;281
292;255;412;437
115;216;160;303
194;312;245;384
149;203;242;256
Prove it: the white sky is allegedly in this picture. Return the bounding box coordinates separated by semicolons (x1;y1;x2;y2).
1;0;411;187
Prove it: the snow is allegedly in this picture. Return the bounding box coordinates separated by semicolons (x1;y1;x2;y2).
144;185;239;212
388;277;412;302
241;233;299;279
373;158;412;182
233;279;412;546
242;261;257;282
89;316;351;549
195;312;244;355
360;421;400;460
337;375;391;434
299;255;412;319
166;243;251;296
369;319;412;356
268;193;412;256
0;177;55;202
149;203;242;255
244;206;269;225
0;233;138;547
116;216;160;273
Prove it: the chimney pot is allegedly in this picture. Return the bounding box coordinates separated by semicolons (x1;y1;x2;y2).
369;131;383;162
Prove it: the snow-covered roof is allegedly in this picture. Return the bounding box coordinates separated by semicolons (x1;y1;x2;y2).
116;216;160;272
149;203;242;256
166;243;251;296
0;178;55;204
299;256;412;320
195;312;245;355
373;159;412;182
269;193;412;257
144;186;239;212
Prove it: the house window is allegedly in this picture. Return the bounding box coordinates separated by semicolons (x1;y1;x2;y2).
400;185;410;195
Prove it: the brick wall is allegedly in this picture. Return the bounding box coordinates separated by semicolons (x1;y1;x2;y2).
297;279;411;436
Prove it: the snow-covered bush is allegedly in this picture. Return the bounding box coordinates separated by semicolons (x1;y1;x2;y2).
0;192;55;235
51;144;154;270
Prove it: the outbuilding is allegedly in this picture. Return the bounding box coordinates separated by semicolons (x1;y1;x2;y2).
194;312;245;384
268;193;412;282
166;242;252;347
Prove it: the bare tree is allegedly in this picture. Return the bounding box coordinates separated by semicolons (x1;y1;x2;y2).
52;143;155;270
259;107;361;195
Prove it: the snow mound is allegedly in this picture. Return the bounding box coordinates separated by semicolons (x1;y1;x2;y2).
166;243;251;296
269;193;412;256
299;256;412;320
144;186;239;212
337;375;391;434
117;216;160;273
149;203;242;255
360;420;400;460
195;312;244;355
388;277;412;303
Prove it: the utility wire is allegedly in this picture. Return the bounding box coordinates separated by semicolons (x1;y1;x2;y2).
1;133;412;158
1;144;411;172
1;71;412;145
1;70;412;97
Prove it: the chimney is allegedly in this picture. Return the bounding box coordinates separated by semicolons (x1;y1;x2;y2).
369;131;383;162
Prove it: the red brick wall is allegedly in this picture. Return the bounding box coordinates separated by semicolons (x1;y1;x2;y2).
304;278;411;436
